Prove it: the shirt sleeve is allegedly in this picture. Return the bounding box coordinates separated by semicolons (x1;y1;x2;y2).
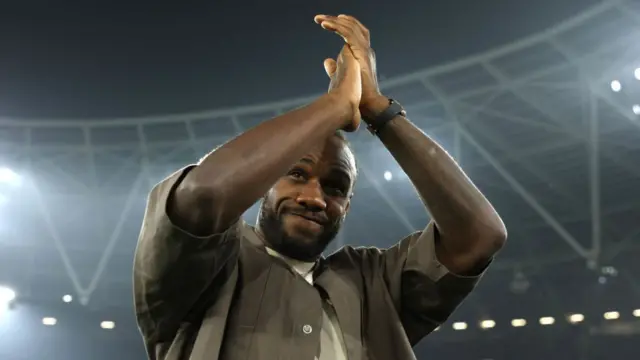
379;222;488;345
133;165;242;347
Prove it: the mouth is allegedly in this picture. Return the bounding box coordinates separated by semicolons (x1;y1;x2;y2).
290;213;326;227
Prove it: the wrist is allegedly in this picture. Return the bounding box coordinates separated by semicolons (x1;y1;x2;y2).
321;93;357;129
361;95;391;121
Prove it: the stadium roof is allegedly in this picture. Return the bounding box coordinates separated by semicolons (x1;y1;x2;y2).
0;0;638;332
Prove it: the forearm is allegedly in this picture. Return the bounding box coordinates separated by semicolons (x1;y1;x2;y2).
175;93;351;233
376;114;506;249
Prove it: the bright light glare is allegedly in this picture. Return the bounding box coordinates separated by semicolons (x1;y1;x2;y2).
633;309;640;318
480;320;496;329
611;80;622;92
635;68;640;80
62;295;73;303
383;171;393;181
0;286;16;304
101;321;115;330
568;313;584;324
42;317;57;326
452;322;467;330
604;311;620;320
633;105;640;115
539;317;555;325
0;167;20;186
511;319;527;327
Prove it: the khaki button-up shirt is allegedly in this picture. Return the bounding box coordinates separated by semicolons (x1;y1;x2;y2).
134;166;487;360
265;247;348;360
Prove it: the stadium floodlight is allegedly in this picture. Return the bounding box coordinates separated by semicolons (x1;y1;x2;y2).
539;317;555;325
480;320;496;329
0;286;16;304
0;167;20;186
0;286;16;316
610;80;622;92
383;171;393;181
603;311;620;320
42;317;57;326
511;318;527;327
633;309;640;318
452;322;467;330
62;294;73;303
633;104;640;115
568;313;584;324
101;321;116;330
635;68;640;80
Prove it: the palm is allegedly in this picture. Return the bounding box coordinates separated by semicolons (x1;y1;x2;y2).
316;14;381;109
325;46;362;132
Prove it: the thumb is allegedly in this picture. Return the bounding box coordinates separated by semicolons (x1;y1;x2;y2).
323;58;337;78
338;44;359;69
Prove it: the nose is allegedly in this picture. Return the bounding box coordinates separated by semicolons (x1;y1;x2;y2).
295;183;327;212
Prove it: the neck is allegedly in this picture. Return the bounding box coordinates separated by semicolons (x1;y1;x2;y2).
254;223;323;263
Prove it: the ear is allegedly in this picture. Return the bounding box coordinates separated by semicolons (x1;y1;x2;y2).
323;58;337;78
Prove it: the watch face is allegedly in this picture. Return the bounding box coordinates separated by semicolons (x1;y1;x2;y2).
389;101;404;116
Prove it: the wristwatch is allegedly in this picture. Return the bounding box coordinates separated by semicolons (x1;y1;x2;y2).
363;98;406;135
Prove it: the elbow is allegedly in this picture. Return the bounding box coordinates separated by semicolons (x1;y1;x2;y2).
487;228;507;256
172;176;231;234
476;217;507;256
175;177;217;214
176;168;233;211
454;207;507;258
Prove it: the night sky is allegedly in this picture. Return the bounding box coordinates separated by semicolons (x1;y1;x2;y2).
0;0;598;119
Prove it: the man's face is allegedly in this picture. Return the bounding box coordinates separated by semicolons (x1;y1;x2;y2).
257;135;357;262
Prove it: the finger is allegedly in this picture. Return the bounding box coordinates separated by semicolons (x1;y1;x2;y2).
323;58;337;78
318;19;344;33
337;14;368;33
314;14;331;24
318;20;353;43
336;14;358;25
336;15;370;43
318;18;369;48
339;44;359;66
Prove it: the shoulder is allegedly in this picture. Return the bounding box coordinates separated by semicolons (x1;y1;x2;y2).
325;230;424;263
327;244;379;261
324;244;388;275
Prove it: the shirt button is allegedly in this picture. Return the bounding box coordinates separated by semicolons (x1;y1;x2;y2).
302;324;313;334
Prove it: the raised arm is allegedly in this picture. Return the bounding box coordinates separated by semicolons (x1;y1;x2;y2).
134;45;363;352
316;14;506;344
316;15;506;271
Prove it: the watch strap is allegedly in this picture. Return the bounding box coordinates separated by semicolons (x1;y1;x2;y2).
364;98;406;135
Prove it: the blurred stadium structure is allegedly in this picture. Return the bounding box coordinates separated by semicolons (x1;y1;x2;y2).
1;1;640;359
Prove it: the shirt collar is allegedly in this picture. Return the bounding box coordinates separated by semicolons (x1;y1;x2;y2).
265;247;316;278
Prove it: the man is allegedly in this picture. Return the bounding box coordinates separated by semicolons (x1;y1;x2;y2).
134;14;506;360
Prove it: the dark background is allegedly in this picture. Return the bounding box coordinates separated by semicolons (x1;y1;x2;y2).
0;0;598;118
1;1;640;359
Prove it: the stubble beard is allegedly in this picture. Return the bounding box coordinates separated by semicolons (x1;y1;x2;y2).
257;201;342;262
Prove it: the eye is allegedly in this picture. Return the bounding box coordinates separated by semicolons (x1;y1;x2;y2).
288;168;307;180
324;182;348;197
